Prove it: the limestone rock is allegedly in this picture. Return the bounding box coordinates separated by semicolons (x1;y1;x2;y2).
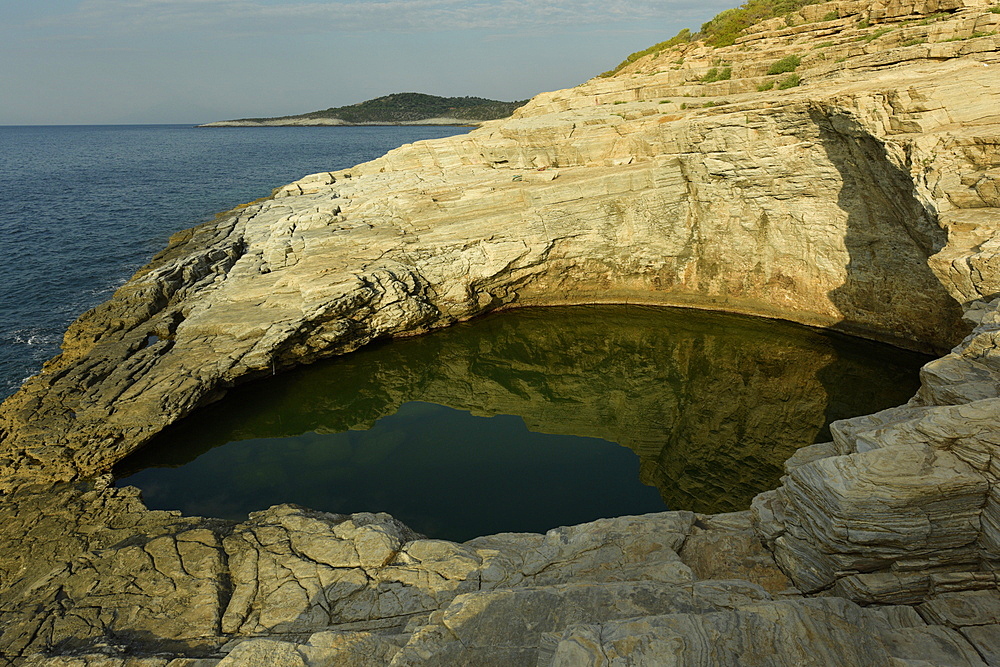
755;297;1000;600
918;589;1000;627
678;512;796;595
0;479;232;661
2;1;1000;664
960;624;1000;666
465;512;696;587
221;506;437;634
220;506;698;636
19;659;219;667
392;580;773;666
544;597;986;666
212;635;408;667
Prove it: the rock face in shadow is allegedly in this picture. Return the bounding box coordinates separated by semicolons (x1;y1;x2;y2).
2;0;1000;664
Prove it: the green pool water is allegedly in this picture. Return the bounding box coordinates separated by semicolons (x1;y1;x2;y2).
114;305;931;542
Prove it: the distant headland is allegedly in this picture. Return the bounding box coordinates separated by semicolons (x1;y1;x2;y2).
198;92;527;127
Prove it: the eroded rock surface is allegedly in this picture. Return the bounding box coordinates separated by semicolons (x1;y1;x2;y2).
753;302;1000;604
3;0;1000;664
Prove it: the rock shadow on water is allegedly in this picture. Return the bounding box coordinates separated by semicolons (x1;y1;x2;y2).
114;305;930;540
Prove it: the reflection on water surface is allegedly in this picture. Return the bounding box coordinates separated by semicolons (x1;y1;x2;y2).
115;305;930;542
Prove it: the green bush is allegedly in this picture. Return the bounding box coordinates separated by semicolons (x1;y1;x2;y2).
600;28;693;77
767;54;801;74
900;38;926;46
947;30;996;41
700;0;827;47
862;27;893;42
920;12;949;24
821;10;838;21
991;5;1000;13
777;73;801;89
602;0;836;79
857;19;870;28
757;81;775;91
701;66;733;82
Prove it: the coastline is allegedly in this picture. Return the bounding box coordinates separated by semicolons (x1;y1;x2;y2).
197;116;483;128
2;0;1000;663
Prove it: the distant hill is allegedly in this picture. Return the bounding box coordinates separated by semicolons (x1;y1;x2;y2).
200;93;528;127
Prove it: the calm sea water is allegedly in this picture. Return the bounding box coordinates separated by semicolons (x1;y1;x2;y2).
0;124;470;399
116;304;930;542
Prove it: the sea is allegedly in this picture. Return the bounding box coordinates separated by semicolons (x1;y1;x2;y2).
0;124;471;400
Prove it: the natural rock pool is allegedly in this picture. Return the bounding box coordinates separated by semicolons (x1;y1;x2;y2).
115;305;930;542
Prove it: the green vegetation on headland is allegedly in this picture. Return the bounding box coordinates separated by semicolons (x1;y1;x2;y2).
601;0;827;76
201;93;527;127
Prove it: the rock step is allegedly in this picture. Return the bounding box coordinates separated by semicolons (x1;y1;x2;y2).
542;596;991;666
205;588;995;667
919;352;1000;405
830;403;933;454
388;579;772;666
935;210;1000;306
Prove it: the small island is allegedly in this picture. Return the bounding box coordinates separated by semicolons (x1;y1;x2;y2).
199;92;527;127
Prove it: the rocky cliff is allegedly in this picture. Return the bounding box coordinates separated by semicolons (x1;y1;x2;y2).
2;0;1000;664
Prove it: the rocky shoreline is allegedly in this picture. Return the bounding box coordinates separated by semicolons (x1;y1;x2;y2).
2;0;1000;664
197;118;480;128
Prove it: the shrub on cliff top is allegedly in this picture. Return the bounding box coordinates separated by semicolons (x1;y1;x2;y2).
700;0;826;46
600;0;824;78
600;29;693;77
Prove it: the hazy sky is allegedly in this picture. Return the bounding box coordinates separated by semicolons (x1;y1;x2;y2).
0;0;733;125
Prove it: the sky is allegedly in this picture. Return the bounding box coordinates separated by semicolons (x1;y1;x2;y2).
0;0;736;125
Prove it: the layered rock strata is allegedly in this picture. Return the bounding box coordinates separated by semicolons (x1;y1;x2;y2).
2;0;1000;664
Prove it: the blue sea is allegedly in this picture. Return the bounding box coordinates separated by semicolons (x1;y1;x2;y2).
0;124;471;400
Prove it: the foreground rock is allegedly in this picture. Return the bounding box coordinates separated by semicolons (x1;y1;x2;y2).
6;496;999;666
2;0;1000;664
